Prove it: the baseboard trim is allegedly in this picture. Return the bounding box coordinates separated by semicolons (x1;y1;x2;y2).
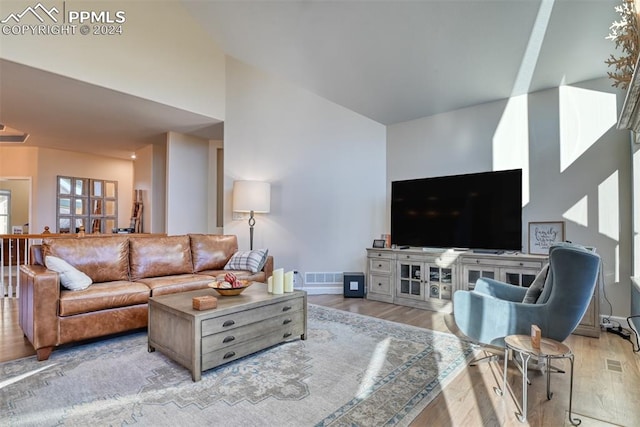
294;286;343;295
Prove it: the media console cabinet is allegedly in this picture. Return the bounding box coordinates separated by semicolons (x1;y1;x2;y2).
366;247;600;337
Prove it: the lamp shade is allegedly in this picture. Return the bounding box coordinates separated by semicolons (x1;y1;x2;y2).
232;181;271;213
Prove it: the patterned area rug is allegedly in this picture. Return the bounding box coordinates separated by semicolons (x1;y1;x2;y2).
1;304;476;426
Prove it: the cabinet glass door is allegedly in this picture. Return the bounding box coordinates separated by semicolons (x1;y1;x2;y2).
429;266;453;300
398;262;422;298
504;271;537;287
464;267;495;290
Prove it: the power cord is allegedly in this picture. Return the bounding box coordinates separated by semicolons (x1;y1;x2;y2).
595;256;637;347
627;315;640;353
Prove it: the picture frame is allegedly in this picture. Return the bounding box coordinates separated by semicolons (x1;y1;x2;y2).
11;226;23;235
528;221;565;255
372;239;386;248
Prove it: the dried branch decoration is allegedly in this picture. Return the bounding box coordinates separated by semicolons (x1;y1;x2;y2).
606;0;640;89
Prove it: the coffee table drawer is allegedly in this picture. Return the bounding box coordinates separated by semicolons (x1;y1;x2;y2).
202;310;304;351
202;321;305;371
202;297;304;336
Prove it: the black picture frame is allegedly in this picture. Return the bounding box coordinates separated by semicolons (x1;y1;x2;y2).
372;239;386;248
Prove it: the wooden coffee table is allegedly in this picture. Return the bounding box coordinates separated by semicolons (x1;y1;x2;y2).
148;284;307;381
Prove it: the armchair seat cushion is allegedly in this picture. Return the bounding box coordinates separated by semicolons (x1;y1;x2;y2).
59;281;149;316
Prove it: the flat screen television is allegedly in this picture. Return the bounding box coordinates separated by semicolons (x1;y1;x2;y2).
391;169;522;251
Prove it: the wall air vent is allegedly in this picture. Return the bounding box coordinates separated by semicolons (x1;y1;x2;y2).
304;272;343;286
0;124;29;143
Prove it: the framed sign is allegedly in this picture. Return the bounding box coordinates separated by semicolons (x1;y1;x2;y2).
372;239;386;248
528;221;565;255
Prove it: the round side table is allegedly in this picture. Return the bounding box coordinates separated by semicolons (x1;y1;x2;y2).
495;334;580;425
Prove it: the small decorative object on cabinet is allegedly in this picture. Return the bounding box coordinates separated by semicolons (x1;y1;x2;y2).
528;221;565;255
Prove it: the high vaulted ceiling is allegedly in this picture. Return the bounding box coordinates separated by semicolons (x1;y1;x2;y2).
0;0;624;159
184;0;620;125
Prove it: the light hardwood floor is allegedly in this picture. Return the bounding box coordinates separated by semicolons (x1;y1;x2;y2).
2;295;640;426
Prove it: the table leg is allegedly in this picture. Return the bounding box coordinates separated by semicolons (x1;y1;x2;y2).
568;354;581;426
546;355;554;400
494;347;509;396
517;351;531;423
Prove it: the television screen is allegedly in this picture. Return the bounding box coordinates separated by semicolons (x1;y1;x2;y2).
391;169;522;251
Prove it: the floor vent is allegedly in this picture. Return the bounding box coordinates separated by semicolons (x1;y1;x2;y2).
304;272;343;286
605;358;623;373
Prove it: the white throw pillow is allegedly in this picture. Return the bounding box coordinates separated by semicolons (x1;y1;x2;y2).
45;255;93;291
224;249;269;273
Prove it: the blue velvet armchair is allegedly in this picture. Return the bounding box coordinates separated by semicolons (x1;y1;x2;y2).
453;242;601;348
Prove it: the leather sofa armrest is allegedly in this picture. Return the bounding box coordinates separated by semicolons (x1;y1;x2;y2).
19;264;60;360
263;255;274;279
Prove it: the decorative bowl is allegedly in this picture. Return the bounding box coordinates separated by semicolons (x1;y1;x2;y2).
208;280;252;296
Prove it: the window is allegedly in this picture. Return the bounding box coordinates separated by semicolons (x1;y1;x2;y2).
57;176;117;233
0;190;10;234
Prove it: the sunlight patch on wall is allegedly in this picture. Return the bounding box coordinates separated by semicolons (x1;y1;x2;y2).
492;95;530;206
559;86;617;173
563;195;588;227
510;0;554;96
598;170;619;242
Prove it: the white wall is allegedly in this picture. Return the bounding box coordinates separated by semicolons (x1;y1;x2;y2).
166;132;211;235
224;57;387;286
388;78;632;318
0;1;226;120
133;140;167;234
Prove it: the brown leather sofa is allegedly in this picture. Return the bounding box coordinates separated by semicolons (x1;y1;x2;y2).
19;234;273;361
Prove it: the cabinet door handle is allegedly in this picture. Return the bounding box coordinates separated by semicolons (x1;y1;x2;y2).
283;318;292;325
283;332;292;338
222;320;235;327
378;282;382;286
223;351;236;359
282;306;292;312
519;262;523;266
223;336;235;343
378;264;382;267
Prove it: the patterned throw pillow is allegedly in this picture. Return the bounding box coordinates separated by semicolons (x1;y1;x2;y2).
224;249;269;273
45;255;93;291
522;263;549;304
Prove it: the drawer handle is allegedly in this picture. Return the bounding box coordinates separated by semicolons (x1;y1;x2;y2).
223;351;236;359
222;320;235;327
519;262;523;266
282;306;292;312
377;253;382;256
223;336;235;343
378;263;382;267
378;282;383;286
283;332;292;338
283;318;292;325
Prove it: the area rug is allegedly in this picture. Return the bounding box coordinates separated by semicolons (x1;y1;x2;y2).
0;304;477;426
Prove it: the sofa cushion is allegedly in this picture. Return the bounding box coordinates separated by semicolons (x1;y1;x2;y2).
224;249;269;273
43;236;129;283
130;235;193;280
58;281;150;316
189;234;238;272
45;255;93;291
137;273;215;297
